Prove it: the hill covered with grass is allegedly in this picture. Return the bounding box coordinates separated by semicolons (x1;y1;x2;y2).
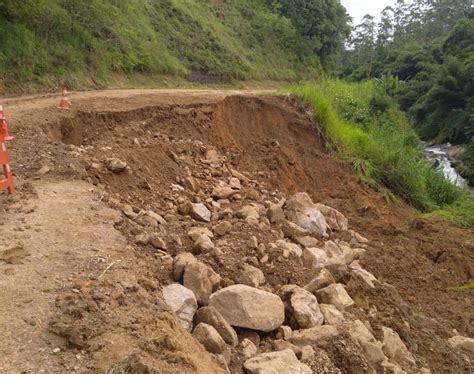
0;0;350;92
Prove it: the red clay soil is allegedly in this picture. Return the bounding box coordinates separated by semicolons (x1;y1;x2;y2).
1;91;472;372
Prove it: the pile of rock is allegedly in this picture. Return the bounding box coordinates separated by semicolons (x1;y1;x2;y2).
104;146;425;373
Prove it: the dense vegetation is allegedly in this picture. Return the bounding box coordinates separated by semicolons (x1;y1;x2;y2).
0;0;345;91
342;1;473;185
294;80;474;226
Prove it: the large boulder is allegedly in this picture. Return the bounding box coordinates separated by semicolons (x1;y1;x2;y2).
279;285;324;329
448;335;474;354
314;203;348;231
189;203;211;222
284;193;328;236
192;323;227;354
316;283;354;311
236;264;265;287
209;285;284;332
173;253;197;281
162;283;197;332
194;306;238;347
291;325;339;347
183;261;221;305
346;320;386;368
302;247;328;269
381;327;416;366
320;304;345;325
304;269;336;293
243;349;312;374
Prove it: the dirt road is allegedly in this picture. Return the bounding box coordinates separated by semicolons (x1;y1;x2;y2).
0;89;472;373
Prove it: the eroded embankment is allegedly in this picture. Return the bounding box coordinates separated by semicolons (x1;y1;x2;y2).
2;94;473;373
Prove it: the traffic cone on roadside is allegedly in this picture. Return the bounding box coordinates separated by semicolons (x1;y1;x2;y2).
0;104;15;194
0;105;13;141
58;87;71;109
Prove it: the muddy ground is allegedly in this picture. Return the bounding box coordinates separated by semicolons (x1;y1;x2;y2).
0;90;472;373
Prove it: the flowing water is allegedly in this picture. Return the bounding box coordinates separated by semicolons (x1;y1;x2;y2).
423;142;467;188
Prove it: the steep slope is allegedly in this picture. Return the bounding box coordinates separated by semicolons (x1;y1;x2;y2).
1;91;472;372
0;0;319;93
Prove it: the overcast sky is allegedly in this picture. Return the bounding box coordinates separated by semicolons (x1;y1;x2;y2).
341;0;396;25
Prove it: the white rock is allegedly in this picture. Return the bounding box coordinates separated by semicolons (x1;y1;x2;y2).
189;203;211;222
352;268;378;289
244;350;312;374
194;306;238;347
381;327;416;366
316;284;354;311
105;157;127;173
212;184;238;200
188;227;214;241
237;264;266;287
284;193;328;236
346;320;386;367
162;283;197;332
315;203;348;231
448;335;474;354
302;247;328;269
241;338;258;359
291;325;339;346
209;285;284;332
193;323;226;354
173;252;197;281
304;269;336;293
237;205;260;220
273;240;303;258
294;236;320;248
183;261;221;305
320;304;345;325
322;240;346;266
280;285;324;329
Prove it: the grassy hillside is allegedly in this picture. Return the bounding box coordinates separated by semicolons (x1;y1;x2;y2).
0;0;320;93
294;80;474;226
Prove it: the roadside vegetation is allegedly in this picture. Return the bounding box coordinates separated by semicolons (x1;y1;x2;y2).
293;80;474;226
0;0;349;92
341;1;473;186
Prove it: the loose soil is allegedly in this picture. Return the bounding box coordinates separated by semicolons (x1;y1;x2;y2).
0;89;472;373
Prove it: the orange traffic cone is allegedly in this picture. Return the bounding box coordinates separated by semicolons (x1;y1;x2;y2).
0;105;15;194
58;87;71;109
0;105;13;141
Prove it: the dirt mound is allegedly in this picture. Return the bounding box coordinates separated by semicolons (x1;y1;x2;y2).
1;92;473;373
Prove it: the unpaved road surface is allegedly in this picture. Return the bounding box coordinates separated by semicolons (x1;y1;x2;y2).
0;89;472;373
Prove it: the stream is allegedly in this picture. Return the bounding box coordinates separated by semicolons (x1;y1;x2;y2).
423;142;467;188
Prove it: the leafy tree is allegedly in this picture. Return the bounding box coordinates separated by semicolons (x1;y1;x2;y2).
267;0;351;65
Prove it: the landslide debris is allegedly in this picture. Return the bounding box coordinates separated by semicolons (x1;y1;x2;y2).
11;95;472;373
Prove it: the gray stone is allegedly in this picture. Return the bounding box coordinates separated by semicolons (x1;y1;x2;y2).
304;269;336;293
193;323;226;354
346;320;386;367
315;203;348;231
189;203;211;222
105;157;127;173
284;193;328;236
194;306;238;347
162;283;197;332
291;325;339;347
236;264;265;287
320;304;345;325
448;335;474;354
294;236;320;248
381;326;416;366
244;350;312;374
280;285;324;329
241;338;258;359
316;284;354;311
209;285;284;332
302;247;328;269
183;261;221;305
214;221;232;236
173;252;197;281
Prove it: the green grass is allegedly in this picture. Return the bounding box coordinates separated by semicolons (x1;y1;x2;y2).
0;0;320;93
293;80;474;226
448;282;474;291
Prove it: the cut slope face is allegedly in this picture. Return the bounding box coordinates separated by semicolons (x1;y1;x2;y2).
1;92;473;373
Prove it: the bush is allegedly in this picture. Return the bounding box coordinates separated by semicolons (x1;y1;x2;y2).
293;80;474;225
